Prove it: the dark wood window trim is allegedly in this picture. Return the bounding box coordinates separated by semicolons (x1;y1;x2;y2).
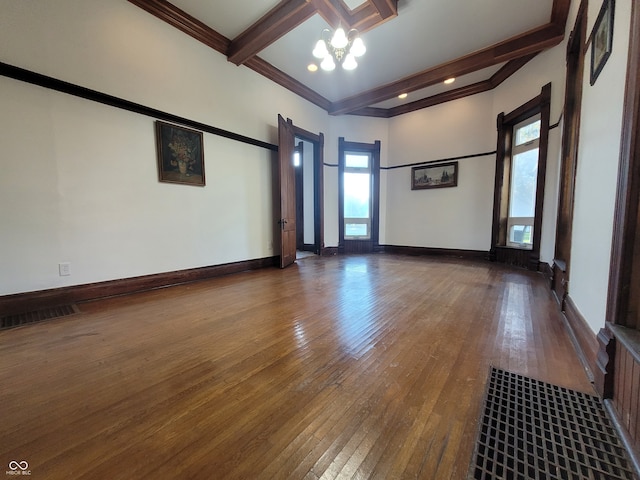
490;83;552;270
338;137;381;254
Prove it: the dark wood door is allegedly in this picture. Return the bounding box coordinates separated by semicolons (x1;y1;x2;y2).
278;115;296;269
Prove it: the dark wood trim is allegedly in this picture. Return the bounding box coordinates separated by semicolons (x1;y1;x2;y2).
381;55;538;118
596;323;616;398
338;138;381;254
244;57;332;111
490;84;551;270
127;0;230;54
329;24;564;115
553;0;587;304
550;0;572;31
606;0;640;329
227;0;317;66
0;257;278;317
540;261;554;285
0;62;278;152
380;245;488;260
128;0;567;117
382;151;496;171
289;122;326;256
564;294;597;381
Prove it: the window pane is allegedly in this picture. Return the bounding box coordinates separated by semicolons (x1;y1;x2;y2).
509;225;533;246
344;172;370;218
515;120;541;146
345;153;369;169
346;223;368;237
293;151;301;167
509;149;538;217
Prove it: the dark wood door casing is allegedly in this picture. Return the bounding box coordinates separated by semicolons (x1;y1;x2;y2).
553;1;587;308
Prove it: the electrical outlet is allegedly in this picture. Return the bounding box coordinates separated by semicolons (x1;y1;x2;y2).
59;262;71;276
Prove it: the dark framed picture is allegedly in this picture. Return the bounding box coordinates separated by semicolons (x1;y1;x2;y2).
411;162;458;190
590;0;615;86
155;121;205;186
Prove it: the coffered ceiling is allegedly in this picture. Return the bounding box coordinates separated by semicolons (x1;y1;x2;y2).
128;0;570;117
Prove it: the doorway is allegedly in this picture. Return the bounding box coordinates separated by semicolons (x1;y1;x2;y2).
276;116;324;267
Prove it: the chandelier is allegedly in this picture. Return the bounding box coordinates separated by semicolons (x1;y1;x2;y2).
312;27;366;71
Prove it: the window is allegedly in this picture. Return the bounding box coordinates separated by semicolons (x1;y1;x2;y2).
338;138;380;253
344;153;372;239
491;84;550;270
507;115;540;249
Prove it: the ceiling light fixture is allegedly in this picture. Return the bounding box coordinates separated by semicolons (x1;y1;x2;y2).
312;27;365;71
307;63;318;72
398;93;408;99
444;77;456;85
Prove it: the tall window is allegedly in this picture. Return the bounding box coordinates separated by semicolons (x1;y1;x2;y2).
491;84;550;270
507;115;541;249
339;138;380;253
344;152;372;239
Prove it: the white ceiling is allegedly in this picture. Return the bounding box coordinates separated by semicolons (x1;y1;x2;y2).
167;0;556;110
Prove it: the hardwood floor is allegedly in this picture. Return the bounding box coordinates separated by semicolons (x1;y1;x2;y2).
0;254;594;479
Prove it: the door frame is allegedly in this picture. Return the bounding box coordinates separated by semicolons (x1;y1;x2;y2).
290;122;325;256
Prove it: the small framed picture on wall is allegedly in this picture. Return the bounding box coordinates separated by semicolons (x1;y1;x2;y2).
590;0;615;86
411;162;458;190
155;121;205;186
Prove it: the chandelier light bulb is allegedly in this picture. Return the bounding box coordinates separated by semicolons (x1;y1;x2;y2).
312;39;328;59
312;26;365;71
342;54;357;70
331;27;348;49
320;55;336;71
350;37;366;57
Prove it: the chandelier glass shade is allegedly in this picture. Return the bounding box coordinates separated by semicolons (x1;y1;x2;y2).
312;27;366;71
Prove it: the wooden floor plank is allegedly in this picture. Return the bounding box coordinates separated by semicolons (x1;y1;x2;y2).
0;254;594;479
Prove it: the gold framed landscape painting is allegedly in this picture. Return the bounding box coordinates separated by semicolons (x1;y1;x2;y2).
155;121;205;186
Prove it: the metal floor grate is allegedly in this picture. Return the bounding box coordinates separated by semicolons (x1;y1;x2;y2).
470;367;637;480
1;304;79;330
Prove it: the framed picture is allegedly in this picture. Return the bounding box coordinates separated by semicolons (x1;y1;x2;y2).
590;0;615;86
411;161;458;190
155;121;205;186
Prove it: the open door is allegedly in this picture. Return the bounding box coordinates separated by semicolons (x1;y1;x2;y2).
277;114;296;268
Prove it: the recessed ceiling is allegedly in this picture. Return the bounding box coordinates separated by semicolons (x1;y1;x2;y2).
130;0;568;116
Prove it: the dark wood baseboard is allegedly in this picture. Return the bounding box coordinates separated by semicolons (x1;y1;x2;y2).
563;294;597;382
380;244;488;260
321;246;339;256
0;256;278;316
539;261;553;286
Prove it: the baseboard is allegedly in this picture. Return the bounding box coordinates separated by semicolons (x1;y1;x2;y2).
539;261;553;285
380;244;488;259
321;246;339;256
0;256;278;316
563;294;597;382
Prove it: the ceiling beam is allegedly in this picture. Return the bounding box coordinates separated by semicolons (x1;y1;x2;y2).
227;0;316;66
550;0;572;30
328;24;564;115
369;0;398;20
384;54;538;118
127;0;230;54
245;57;332;111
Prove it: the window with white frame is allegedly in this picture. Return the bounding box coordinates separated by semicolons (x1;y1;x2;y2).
507;114;541;249
343;152;372;239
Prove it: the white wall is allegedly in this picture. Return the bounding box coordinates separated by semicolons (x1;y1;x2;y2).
0;0;335;295
385;94;496;250
569;0;632;334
